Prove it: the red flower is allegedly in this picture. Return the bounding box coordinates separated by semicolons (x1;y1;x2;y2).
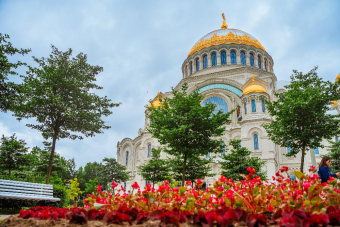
246;167;256;175
95;184;102;192
112;181;118;189
225;189;234;199
196;178;203;187
132;181;140;189
280;166;289;172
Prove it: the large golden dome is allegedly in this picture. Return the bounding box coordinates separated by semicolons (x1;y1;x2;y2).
243;75;267;95
188;14;266;58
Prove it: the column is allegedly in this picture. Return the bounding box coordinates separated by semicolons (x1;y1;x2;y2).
236;51;241;65
217;52;221;65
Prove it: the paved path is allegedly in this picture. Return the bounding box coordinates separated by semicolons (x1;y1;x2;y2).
0;215;12;220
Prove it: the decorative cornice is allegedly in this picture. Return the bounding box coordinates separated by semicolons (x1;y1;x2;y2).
175;66;276;92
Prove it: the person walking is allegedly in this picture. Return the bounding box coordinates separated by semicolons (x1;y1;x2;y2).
318;156;340;183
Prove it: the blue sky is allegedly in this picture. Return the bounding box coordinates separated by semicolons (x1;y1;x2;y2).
1;0;339;168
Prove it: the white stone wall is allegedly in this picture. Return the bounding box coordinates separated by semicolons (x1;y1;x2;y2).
116;42;334;190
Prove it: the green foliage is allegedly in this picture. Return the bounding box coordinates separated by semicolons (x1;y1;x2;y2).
147;83;232;185
327;141;340;174
263;67;340;172
53;184;69;208
138;148;172;187
84;178;99;194
101;157;131;187
0;33;31;111
0;134;29;177
68;178;81;206
170;155;214;185
13;45;120;183
219;139;266;181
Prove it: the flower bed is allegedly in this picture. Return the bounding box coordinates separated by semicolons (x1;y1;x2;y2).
10;166;340;226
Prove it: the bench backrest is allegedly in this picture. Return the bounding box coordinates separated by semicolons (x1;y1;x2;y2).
0;179;54;198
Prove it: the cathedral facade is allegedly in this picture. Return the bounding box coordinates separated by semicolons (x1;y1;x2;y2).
117;16;340;190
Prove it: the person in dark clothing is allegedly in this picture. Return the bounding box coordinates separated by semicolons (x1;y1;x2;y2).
318;156;340;183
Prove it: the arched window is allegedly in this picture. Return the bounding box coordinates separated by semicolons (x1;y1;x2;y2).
211;53;217;66
230;51;236;65
126;151;129;166
244;102;247;114
314;147;319;155
206;152;210;159
221;51;227;65
251;100;256;112
254;134;259;150
190;63;193;75
202;96;228;114
240;51;246;65
196;58;200;72
250;53;254;66
261;100;265;113
203;55;208;69
264;60;267;71
221;142;225;157
147;144;152;158
258;56;261;69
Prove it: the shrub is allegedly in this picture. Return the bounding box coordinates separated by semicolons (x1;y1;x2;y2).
53;184;69;208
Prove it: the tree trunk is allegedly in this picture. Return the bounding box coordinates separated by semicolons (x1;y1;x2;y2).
46;133;58;184
300;147;305;173
8;168;11;177
181;154;187;186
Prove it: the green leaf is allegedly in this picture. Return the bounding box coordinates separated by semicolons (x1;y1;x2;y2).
293;170;304;180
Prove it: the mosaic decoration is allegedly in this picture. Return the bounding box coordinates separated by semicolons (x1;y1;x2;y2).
198;84;243;97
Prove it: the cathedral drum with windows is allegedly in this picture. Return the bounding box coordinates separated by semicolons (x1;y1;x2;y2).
117;15;340;190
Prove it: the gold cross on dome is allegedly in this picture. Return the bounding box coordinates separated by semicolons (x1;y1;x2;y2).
221;13;228;29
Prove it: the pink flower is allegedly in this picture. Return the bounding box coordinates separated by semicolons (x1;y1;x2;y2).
303;182;311;190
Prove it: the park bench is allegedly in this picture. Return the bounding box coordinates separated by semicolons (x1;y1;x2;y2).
0;179;60;202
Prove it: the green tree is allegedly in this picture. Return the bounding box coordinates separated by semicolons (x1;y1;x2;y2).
138;148;171;187
170;155;214;186
101;157;131;187
147;83;232;185
13;45;120;184
84;178;99;194
82;161;104;184
263;67;340;172
0;134;29;177
328;141;340;173
219;139;266;181
0;33;31;111
68;178;81;207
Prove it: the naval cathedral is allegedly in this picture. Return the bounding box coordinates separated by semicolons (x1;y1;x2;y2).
117;15;340;190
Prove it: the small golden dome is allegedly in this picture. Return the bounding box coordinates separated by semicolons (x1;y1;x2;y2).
331;100;338;106
148;92;163;108
336;73;340;82
242;75;267;95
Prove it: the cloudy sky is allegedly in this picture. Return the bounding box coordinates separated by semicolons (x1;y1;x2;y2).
1;0;340;168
